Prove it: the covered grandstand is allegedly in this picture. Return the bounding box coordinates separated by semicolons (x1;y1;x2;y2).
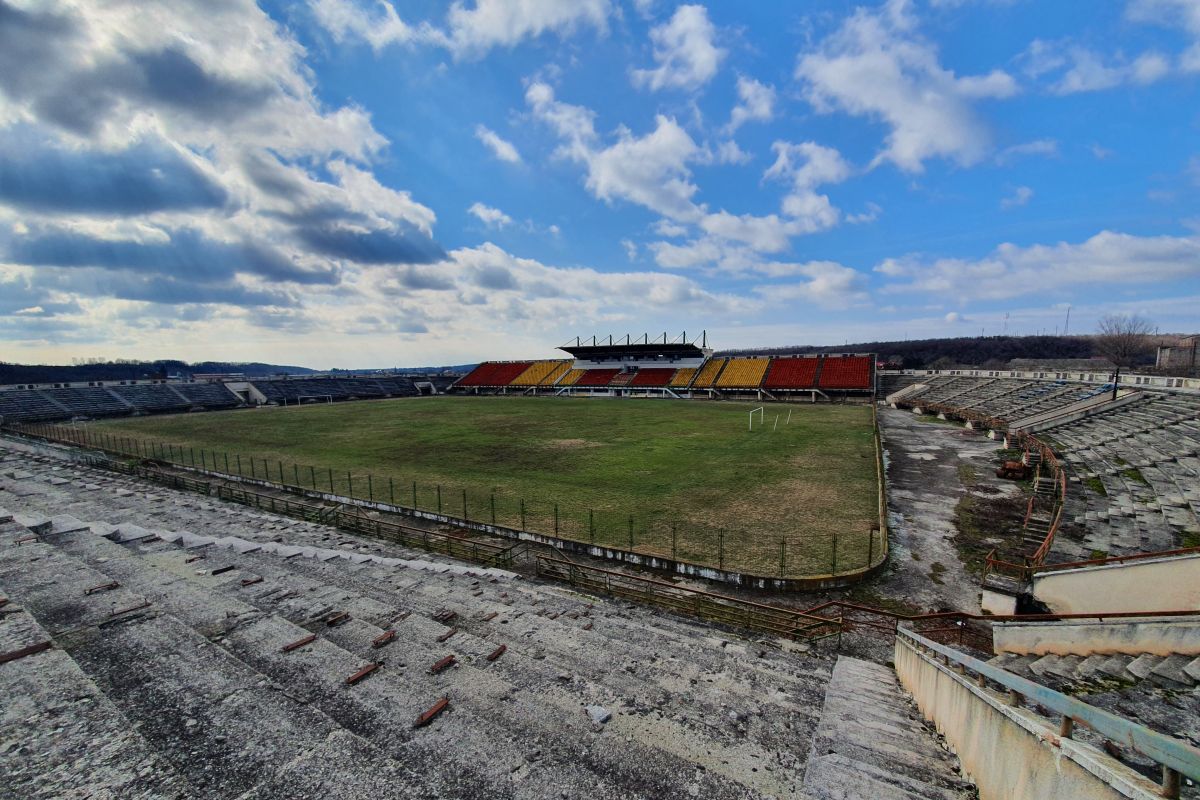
450;333;876;400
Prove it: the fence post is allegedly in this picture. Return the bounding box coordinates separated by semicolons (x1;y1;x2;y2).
389;477;395;506
311;466;317;489
554;504;559;535
490;494;496;525
831;531;838;575
224;452;229;473
718;529;725;570
628;516;634;550
520;499;525;530
589;510;595;544
462;489;467;520
436;485;442;514
671;523;677;559
278;461;284;483
190;447;196;466
329;468;334;492
412;480;417;508
369;474;374;502
348;472;353;497
867;527;875;569
237;454;242;475
780;540;786;578
293;464;299;486
250;458;256;479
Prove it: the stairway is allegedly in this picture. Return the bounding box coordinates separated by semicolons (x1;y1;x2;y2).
989;651;1200;690
801;657;975;800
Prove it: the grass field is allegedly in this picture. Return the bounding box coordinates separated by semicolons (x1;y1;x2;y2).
94;397;880;578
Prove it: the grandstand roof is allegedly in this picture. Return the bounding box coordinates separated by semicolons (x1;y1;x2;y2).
559;342;706;360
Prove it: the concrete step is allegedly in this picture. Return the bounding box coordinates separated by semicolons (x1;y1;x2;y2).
1185;657;1200;684
1126;653;1165;681
802;657;973;800
1149;653;1198;688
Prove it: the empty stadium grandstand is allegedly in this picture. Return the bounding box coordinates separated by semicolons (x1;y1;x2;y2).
449;336;876;399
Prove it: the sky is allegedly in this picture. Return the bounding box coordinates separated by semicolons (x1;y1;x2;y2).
0;0;1198;368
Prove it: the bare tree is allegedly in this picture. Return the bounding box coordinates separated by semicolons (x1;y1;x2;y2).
1094;313;1154;400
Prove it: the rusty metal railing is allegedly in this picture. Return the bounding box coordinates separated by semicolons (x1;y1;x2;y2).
535;555;842;643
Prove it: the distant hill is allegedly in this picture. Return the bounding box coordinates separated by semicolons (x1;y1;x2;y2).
0;360;316;385
718;335;1147;370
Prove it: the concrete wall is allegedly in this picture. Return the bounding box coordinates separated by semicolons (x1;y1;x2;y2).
1032;554;1200;614
894;636;1168;800
993;616;1200;657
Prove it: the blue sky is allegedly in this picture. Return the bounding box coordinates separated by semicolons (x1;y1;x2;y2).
0;0;1198;367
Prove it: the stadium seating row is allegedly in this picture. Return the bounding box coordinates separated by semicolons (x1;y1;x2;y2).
452;354;875;392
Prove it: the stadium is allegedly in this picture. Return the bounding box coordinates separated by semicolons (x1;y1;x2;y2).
3;1;1200;798
2;329;1200;799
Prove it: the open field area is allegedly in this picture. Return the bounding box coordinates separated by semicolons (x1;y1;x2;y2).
93;397;879;578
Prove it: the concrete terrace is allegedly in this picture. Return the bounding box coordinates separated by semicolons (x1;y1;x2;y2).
0;440;971;800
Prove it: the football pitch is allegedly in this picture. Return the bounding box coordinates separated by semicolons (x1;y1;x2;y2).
95;396;880;579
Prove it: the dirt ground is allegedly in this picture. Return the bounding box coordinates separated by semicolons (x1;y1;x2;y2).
867;405;1027;614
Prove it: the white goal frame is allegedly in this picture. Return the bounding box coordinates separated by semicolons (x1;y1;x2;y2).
289;394;334;407
748;406;765;431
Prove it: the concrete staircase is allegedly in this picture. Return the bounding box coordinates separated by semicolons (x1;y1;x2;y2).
801;657;975;800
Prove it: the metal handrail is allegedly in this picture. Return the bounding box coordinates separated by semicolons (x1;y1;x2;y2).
898;627;1200;790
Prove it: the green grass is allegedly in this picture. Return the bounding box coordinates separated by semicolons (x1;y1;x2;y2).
1083;476;1108;496
94;397;879;578
1123;468;1150;487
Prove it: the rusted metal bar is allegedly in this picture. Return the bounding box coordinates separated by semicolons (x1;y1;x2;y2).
429;655;456;674
481;612;498;622
0;640;53;664
432;610;457;624
436;628;458;643
210;565;235;576
281;634;317;652
486;644;506;662
86;581;120;595
346;662;381;685
240;576;263;587
109;600;151;617
373;630;396;648
325;611;350;627
414;697;449;727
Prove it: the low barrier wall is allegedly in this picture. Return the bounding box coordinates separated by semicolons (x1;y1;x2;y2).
1032;553;1200;614
993;615;1200;657
895;629;1199;800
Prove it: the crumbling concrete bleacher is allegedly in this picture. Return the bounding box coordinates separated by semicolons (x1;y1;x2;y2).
4;442;920;799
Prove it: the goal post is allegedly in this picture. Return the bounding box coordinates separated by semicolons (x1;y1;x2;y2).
748;406;765;431
294;394;334;406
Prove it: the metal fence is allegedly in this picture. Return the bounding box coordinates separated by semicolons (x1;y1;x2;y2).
9;418;889;582
535;555;843;643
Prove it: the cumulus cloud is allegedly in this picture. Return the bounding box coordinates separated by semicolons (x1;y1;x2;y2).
726;75;775;132
1000;185;1033;209
796;0;1017;172
527;82;705;222
630;5;725;92
309;0;612;59
474;124;521;163
995;138;1059;164
468;202;514;228
1021;40;1172;94
877;230;1200;301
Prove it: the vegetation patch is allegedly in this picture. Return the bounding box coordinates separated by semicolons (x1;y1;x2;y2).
957;464;977;486
1083;476;1108;496
928;562;946;585
1122;468;1150;486
953;493;1029;575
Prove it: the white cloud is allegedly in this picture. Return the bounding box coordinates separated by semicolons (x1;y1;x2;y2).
311;0;424;51
995;139;1059;164
1000;185;1033;209
468;202;513;228
878;230;1200;301
653;219;689;237
727;76;775;132
620;238;638;260
752;260;869;309
1022;40;1172;94
527;82;704;221
944;311;967;323
846;202;882;224
1127;0;1200;68
309;0;612;58
474;124;522;163
714;140;751;164
796;0;1017;172
762;140;851;232
631;5;726;92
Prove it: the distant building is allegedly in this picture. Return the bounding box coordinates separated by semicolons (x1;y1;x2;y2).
1156;335;1198;376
